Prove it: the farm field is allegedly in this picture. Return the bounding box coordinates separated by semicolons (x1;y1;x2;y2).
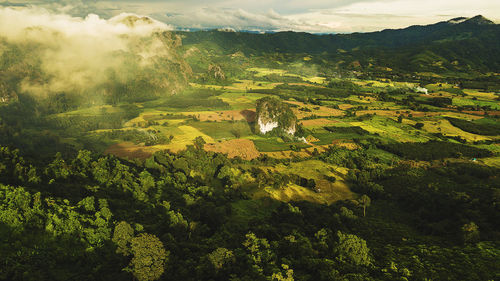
47;70;496;209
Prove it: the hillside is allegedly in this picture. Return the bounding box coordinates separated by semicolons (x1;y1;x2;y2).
178;15;500;73
0;15;192;108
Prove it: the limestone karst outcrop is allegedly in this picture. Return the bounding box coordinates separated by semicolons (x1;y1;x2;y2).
255;97;297;135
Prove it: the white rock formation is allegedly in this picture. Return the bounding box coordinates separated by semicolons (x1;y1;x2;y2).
285;124;296;135
258;118;279;134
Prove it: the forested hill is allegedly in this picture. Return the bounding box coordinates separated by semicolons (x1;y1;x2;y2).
177;15;500;73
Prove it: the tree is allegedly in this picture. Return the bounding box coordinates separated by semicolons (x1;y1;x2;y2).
112;221;134;255
45;152;70;180
340;207;357;220
272;264;294;281
193;136;206;150
414;122;424;129
397;115;403;123
243;232;273;272
129;233;168;281
207;248;235;271
335;231;371;267
230;128;242;138
135;170;156;201
358;194;371;217
72;150;92;175
461;222;480;244
78;196;95;212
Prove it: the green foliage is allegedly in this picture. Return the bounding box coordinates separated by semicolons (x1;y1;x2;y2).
78;196;95;212
46;109;140;132
335;231;372;267
414;122;424;129
324;126;370;135
193;136;207;150
319;145;376;169
128;233;168;281
207;248;235;271
243;232;273;272
113;221;135;255
358;195;371;217
447;117;500;136
94;129;173;146
271;264;294;281
160;88;229;109
461;222;480;244
379;140;492;161
0;144;498;280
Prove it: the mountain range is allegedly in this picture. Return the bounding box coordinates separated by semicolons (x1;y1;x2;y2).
177;15;500;74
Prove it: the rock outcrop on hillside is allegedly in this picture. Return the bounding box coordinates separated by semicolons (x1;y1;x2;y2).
255;97;297;135
208;64;226;80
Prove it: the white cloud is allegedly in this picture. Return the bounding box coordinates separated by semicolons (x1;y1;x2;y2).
0;6;176;97
0;0;499;33
0;7;171;40
111;0;500;32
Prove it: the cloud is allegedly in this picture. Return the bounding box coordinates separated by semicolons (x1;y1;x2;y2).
0;6;184;100
151;7;336;33
0;0;499;33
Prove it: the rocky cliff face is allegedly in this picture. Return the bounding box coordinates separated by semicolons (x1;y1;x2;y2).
255;97;296;135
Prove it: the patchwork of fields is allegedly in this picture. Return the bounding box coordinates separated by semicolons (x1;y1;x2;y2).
50;67;500;205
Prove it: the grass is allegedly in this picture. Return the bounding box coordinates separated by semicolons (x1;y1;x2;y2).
53;104;124;117
471;100;500;110
257;184;331;204
251;160;355;204
151;125;215;152
274;160;349;179
218;92;267;110
475;144;500;154
453;97;476;106
463;89;499;100
251;137;311;152
481;156;500;168
247;67;327;85
422;119;492;142
348;116;430;142
310;126;371;145
304;76;326;84
230;198;278;225
188;120;253;140
247;67;288;77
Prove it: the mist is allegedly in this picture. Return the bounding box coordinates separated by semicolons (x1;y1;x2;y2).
0;7;191;106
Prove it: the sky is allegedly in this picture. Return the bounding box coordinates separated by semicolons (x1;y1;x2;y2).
1;0;499;33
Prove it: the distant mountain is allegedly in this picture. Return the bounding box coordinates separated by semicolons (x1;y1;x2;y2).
462;15;495;25
177;16;500;74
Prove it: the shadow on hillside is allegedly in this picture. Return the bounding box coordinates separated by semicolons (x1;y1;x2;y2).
240;109;257;134
240;109;256;123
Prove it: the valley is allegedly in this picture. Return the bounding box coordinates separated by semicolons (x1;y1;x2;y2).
0;10;499;281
